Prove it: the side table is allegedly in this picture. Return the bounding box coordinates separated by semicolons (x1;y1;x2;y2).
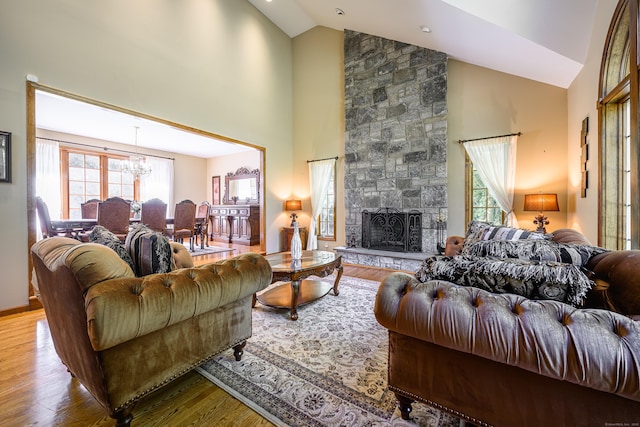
282;226;308;251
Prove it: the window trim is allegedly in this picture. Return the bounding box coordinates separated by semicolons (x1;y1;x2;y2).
598;0;639;249
60;147;139;219
317;163;336;241
464;152;505;225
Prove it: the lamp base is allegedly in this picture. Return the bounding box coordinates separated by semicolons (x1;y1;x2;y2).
532;213;549;233
289;213;298;227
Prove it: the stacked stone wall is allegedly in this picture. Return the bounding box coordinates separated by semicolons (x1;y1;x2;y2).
344;30;448;253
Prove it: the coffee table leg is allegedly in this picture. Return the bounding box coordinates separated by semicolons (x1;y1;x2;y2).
333;264;343;296
290;279;300;321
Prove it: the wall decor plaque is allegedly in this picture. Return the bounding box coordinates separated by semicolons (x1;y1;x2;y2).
0;131;11;183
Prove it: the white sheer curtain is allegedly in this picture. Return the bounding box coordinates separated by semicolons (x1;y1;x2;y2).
140;157;174;216
36;138;61;220
307;158;336;250
463;134;519;227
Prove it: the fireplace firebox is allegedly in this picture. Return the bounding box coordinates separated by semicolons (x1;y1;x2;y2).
362;208;422;253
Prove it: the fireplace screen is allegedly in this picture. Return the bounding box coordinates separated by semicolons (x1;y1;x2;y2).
362;208;422;252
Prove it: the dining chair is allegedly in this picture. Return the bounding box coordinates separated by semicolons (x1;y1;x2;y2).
35;196;69;239
80;199;101;219
196;201;211;247
172;199;197;251
97;197;131;242
141;198;168;234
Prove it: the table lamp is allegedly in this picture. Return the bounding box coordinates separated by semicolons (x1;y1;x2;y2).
285;199;302;226
523;193;559;233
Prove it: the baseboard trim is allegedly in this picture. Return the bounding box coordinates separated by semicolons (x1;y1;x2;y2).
0;296;42;318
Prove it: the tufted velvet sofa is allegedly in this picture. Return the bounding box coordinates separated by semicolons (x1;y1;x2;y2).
375;228;640;426
31;236;272;427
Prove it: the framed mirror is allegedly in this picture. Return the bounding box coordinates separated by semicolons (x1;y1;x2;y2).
224;167;260;204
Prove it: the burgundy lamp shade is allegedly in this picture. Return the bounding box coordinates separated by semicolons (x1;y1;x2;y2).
523;193;559;212
284;199;302;211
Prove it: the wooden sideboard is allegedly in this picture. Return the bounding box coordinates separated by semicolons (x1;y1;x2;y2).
209;204;260;246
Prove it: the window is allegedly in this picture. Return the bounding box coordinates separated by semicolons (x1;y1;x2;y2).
599;0;638;249
465;154;504;225
107;157;135;200
318;164;336;240
623;97;632;249
61;148;137;219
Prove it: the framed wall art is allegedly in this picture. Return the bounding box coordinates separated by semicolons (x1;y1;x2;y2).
212;175;220;205
0;131;11;183
580;117;588;198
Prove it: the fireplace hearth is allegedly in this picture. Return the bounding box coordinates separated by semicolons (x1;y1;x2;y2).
362;208;422;253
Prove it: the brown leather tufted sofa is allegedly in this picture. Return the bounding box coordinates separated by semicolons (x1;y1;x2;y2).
31;236;272;427
375;228;640;426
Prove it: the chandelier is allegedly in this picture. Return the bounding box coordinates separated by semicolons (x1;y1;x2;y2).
122;126;151;180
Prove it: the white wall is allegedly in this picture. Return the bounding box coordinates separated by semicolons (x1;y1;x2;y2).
0;0;293;312
292;27;344;251
567;0;618;243
447;61;568;236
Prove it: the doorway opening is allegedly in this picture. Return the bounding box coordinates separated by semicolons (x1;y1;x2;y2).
26;82;266;302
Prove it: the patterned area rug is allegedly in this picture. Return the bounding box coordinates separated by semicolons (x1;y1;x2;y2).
196;275;460;426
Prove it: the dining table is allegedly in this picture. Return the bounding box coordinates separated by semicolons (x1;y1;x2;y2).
50;217;210;249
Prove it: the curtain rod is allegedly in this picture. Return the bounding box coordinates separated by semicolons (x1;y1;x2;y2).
307;156;338;163
36;136;175;161
457;132;522;144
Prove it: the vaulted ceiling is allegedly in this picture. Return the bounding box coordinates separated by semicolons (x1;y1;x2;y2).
249;0;598;89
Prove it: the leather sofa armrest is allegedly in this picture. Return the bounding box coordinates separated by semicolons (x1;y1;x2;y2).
550;228;592;245
374;272;420;331
374;274;640;402
586;250;640;316
85;253;272;351
444;235;465;256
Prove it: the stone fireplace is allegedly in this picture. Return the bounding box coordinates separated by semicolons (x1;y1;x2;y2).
343;30;448;259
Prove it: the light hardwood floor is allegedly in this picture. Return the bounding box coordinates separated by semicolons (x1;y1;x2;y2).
1;244;398;426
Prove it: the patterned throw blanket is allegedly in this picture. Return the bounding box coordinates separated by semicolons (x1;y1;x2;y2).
415;255;595;307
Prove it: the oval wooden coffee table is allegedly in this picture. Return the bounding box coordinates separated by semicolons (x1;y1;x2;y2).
255;250;343;320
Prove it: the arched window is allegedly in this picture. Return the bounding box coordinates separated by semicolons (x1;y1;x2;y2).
599;0;638;249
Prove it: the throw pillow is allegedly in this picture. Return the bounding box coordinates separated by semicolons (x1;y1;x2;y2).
463;220;494;248
462;239;608;267
125;223;174;276
480;225;547;241
415;255;595;308
170;241;194;269
88;225;136;272
465;220;493;237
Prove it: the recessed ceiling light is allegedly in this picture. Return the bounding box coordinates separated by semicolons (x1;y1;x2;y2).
420;25;431;33
335;8;345;15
